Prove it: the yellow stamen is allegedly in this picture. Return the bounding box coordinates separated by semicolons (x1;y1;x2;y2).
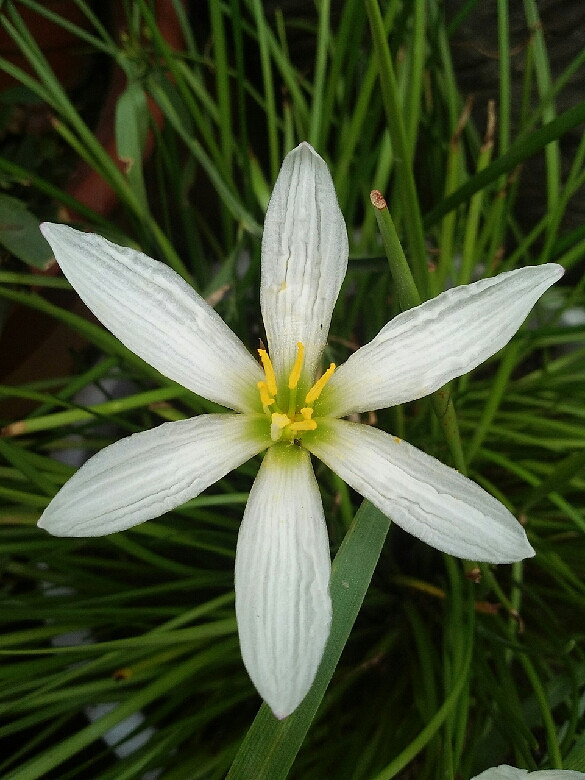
305;363;336;405
288;417;317;433
288;342;305;390
256;344;332;442
258;349;278;397
287;408;316;434
257;381;275;408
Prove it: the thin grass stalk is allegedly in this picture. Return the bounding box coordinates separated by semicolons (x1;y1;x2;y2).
308;0;330;149
459;101;496;285
365;0;428;297
523;0;560;217
371;613;473;780
251;0;279;179
424;101;585;228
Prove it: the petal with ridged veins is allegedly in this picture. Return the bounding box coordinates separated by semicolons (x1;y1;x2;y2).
38;414;268;536
306;419;534;563
235;444;331;719
320;264;564;417
41;223;263;412
260;143;348;387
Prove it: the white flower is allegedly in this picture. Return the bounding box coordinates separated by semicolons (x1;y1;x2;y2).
38;142;563;719
471;765;584;779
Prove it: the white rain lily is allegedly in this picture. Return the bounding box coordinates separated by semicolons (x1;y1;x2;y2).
471;765;585;779
38;142;563;720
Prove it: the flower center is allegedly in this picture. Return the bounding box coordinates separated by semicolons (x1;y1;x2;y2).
257;342;335;443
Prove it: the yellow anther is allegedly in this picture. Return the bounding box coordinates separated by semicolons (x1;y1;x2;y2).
305;363;336;405
288;342;305;390
288;418;317;433
258;349;278;397
257;381;275;408
300;407;314;421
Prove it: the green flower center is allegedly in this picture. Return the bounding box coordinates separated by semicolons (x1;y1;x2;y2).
257;342;335;443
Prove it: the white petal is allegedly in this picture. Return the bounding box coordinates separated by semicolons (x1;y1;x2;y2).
471;770;529;780
260;142;348;385
320;264;564;416
306;419;534;563
38;414;267;536
472;768;585;780
41;224;263;412
234;444;331;719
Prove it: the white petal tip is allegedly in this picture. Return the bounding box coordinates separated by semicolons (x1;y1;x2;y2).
292;140;318;156
271;706;292;721
260;678;316;721
37;511;93;538
285;141;328;173
492;538;535;564
463;524;535;565
500;524;536;563
39;221;62;240
37;510;58;534
37;516;72;537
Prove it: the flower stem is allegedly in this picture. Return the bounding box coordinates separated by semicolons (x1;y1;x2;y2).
431;386;467;476
370;193;467;474
370;190;421;310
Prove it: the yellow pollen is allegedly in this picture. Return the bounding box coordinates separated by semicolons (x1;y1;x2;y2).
258;349;278;397
257;381;275;408
305;363;336;405
288;342;305;390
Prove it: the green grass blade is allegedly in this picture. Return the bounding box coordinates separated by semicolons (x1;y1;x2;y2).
424;101;585;227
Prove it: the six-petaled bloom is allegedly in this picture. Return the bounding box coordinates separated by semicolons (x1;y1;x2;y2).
38;142;563;719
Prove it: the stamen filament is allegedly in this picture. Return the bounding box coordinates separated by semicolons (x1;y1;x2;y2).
305;363;336;405
288;389;297;418
258;349;278;397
